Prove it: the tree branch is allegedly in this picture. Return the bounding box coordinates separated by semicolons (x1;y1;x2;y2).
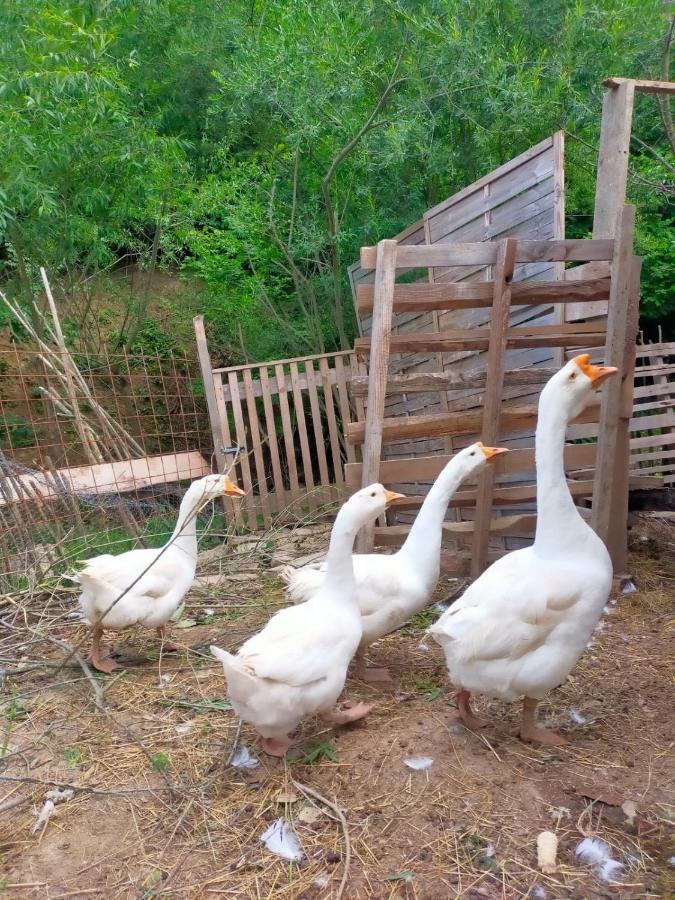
320;44;407;349
658;15;675;153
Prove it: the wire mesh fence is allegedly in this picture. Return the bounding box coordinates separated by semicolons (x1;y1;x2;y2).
0;342;218;592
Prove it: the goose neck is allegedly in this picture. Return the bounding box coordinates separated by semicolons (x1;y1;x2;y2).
324;505;361;597
169;489;201;560
399;463;467;571
534;399;584;551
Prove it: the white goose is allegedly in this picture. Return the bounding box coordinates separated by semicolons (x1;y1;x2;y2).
430;355;617;745
76;473;245;672
281;442;508;680
211;483;403;756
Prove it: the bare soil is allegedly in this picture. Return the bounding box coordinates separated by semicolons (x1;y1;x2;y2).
1;517;673;898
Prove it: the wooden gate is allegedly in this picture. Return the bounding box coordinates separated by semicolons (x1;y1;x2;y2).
194;317;359;528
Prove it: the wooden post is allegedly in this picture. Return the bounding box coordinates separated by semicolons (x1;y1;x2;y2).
591;205;636;566
471;239;517;578
603;255;642;574
552;131;566;367
592;81;635;239
357;239;397;552
193;315;226;473
228;371;257;525
242;368;271;526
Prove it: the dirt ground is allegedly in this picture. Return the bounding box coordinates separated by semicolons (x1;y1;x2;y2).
1;516;673;898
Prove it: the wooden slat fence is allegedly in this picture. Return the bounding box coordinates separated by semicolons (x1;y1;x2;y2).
629;342;675;485
346;222;643;573
194;319;357;529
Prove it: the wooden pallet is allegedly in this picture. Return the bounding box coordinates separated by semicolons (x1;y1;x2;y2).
350;225;641;575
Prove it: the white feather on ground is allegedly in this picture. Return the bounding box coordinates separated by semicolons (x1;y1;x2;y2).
260;818;304;861
576;837;624;881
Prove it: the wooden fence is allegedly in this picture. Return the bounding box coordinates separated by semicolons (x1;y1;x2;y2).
630;342;675;485
346;215;642;575
194;317;359;528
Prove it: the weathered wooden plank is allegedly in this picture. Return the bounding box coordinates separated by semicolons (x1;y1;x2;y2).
629;430;675;450
428;177;555;245
630;398;675;414
633;342;675;357
259;366;286;511
227;371;257;524
603;76;675;95
591;206;636;567
633;363;675;380
354;323;606;356
0;452;213;506
593;81;635;239
346;403;600;445
242;368;271;527
630;448;675;465
356;277;610;314
334;354;356;465
358;239;398;552
472;238;517;576
218;368;341;402
350;366;559;396
344;442;598;487
359;239;615;270
304;360;330;487
424;135;555;220
289;361;316;507
274;363;301;501
552;129;566;366
381;478;596;512
633;379;675;399
193;316;226;470
319;356;345;485
210;371;242;521
212;348;353;375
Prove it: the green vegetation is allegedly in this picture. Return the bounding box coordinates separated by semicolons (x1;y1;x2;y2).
414;676;443;702
303;738;338;763
64;747;83;767
1;1;672;363
150;751;170;772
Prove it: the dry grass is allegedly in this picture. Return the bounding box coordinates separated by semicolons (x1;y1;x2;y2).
0;516;673;898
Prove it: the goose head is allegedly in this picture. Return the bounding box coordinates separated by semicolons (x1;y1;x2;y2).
452;441;510;479
540;354;618;422
345;483;406;528
186;472;246;508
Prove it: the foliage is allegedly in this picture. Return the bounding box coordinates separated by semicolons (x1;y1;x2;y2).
0;0;673;360
303;739;338;763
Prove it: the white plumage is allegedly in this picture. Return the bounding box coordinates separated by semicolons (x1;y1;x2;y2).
281;442;508;680
211;484;403;756
75;473;244;672
431;355;617;745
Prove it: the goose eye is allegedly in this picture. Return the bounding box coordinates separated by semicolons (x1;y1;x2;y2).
569;372;576;380
470;451;475;456
370;491;376;497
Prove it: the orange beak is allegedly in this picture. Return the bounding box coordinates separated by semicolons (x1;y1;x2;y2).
476;441;510;461
224;477;246;497
384;489;406;506
572;353;618;389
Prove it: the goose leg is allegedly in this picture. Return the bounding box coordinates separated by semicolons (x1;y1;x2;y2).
156;625;181;653
519;697;569;746
88;625;120;674
456;689;488;730
354;648;392;683
322;701;374;724
261;736;293;757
